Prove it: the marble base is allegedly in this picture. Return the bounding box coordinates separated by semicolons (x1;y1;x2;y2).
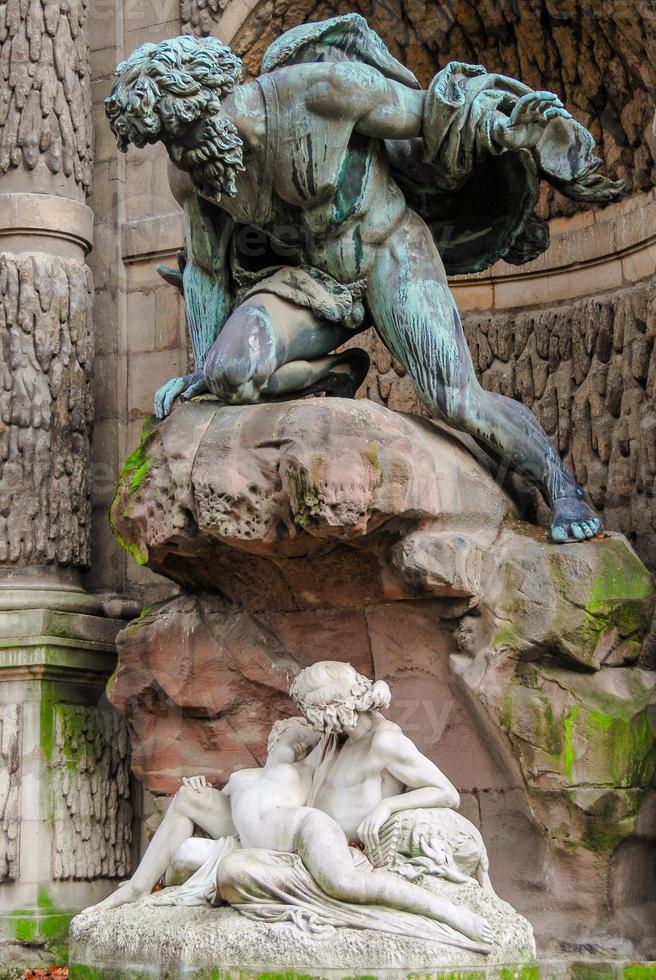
70;879;536;976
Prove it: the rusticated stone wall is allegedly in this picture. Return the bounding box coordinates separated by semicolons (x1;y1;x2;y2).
52;704;133;880
0;0;137;945
0;252;94;568
0;0;94;197
352;277;656;568
208;0;656;220
0;703;20;882
466;281;656;551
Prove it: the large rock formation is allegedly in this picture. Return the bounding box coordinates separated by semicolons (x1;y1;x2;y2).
110;397;656;952
112;593;298;793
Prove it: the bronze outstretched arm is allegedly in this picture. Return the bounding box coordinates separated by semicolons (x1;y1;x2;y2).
306;62;570;150
305;63;425;140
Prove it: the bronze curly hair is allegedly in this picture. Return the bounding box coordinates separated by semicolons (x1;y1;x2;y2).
105;35;244;197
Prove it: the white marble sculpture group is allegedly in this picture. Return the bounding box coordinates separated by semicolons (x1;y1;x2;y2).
85;661;533;957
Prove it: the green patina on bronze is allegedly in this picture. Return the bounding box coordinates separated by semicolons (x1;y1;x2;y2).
105;14;623;547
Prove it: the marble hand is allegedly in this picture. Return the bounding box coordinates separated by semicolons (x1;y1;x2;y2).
182;774;209;792
493;91;571;150
356;801;392;852
154;370;209;419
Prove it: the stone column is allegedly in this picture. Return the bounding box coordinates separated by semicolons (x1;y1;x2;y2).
0;0;132;958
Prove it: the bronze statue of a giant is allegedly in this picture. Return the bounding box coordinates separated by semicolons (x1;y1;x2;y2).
106;15;622;543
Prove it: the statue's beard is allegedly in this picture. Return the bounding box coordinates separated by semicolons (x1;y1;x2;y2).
168;114;245;200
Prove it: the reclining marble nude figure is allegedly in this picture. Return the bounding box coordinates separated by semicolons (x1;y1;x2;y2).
105;14;623;543
85;663;518;954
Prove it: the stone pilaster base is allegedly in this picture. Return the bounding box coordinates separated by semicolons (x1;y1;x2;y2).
0;605;134;962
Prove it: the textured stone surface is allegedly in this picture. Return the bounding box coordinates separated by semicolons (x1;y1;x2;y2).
352;277;656;571
110;398;511;578
110;592;299;793
467;279;656;571
70;878;535;971
221;0;654;219
52;704;133;880
0;0;94;195
110;397;655;946
0;703;20;882
0;252;94;568
0;608;130;945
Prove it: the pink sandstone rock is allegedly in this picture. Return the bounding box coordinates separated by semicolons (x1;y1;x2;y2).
112;398;511;569
110;397;656;951
111;592;298;793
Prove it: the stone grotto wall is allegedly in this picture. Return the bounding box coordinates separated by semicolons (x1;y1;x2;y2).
27;0;651;961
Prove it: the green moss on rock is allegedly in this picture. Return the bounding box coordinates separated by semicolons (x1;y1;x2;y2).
623;966;656;980
110;419;154;566
561;702;654;792
544;538;656;668
13;887;72;944
585;541;655;648
118;418;153;492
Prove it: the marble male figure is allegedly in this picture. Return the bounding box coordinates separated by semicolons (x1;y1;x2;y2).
86;663;498;952
106;15;622;542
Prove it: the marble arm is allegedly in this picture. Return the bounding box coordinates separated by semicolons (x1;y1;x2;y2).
379;731;460;809
357;730;459;851
384;785;458;816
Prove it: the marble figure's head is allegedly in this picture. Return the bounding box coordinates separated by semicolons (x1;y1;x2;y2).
290;661;391;735
105;35;244;197
266;715;319;764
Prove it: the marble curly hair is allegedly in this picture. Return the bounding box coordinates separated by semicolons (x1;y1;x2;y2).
105;35;244;196
290;662;391;734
